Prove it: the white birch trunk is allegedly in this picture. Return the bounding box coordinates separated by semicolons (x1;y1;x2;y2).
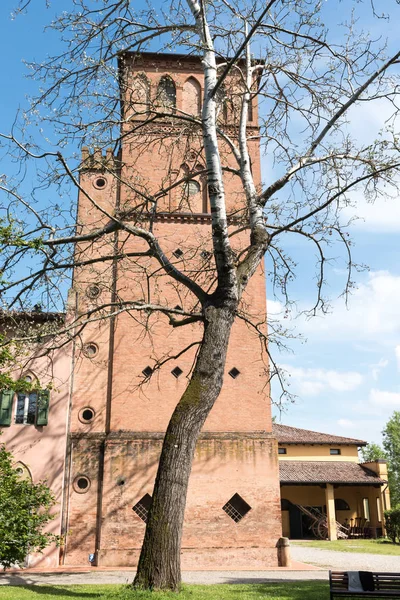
186;0;237;295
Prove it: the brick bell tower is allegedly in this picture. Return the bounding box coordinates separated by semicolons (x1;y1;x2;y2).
62;53;282;569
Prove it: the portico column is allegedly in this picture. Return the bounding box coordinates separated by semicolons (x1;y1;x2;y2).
325;484;337;541
379;492;386;536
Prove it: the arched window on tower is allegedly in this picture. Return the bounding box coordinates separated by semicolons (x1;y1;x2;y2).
182;77;201;115
129;74;150;117
157;75;176;111
175;163;207;214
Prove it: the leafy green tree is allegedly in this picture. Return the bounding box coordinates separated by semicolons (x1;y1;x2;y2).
0;441;57;569
384;508;400;544
383;412;400;508
360;442;387;463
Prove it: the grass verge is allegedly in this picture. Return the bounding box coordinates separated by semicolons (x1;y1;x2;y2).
0;582;329;599
291;538;400;555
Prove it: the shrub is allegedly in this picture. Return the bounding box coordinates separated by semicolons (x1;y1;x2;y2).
0;442;57;569
384;507;400;544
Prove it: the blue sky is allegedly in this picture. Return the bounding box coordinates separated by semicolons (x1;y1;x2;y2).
1;1;400;446
265;2;400;445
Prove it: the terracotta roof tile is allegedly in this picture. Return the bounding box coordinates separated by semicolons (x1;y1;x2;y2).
272;423;366;446
279;461;385;485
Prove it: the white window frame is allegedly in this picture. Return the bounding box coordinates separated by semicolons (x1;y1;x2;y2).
15;391;38;425
363;497;370;521
376;497;382;522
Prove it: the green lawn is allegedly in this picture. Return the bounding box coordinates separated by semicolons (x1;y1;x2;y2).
292;538;400;555
0;583;329;600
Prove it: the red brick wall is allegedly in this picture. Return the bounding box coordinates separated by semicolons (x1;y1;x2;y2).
65;434;281;568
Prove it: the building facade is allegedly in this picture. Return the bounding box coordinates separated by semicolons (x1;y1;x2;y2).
60;52;282;569
274;424;390;541
0;312;71;568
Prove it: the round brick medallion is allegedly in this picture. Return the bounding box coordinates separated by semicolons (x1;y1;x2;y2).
73;476;91;494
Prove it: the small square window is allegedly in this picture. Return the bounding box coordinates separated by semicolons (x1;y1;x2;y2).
173;248;183;258
222;493;251;523
330;449;341;455
142;366;153;378
171;366;183;378
200;250;212;260
278;448;287;455
228;367;240;379
132;493;152;522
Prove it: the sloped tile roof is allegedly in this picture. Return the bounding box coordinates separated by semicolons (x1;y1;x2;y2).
279;461;385;485
272;423;367;446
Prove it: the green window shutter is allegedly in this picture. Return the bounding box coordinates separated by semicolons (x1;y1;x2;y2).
0;390;14;426
36;390;50;426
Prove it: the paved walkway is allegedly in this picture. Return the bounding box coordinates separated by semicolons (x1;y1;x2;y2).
0;569;326;586
0;546;398;585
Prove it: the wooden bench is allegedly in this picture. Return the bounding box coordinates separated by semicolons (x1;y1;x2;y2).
330;571;400;598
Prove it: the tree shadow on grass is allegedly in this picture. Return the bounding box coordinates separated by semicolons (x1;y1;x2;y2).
6;586;102;598
0;582;331;600
0;574;94;585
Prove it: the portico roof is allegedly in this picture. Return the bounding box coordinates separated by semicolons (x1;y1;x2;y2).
279;461;386;486
273;423;367;446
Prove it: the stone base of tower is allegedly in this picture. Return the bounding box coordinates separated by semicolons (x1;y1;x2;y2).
64;433;282;569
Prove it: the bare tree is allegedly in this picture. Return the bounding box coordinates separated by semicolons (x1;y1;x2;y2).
1;0;400;590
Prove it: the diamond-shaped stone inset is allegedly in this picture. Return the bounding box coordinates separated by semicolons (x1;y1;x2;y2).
171;366;183;378
132;493;152;522
222;493;251;523
228;367;240;379
142;366;153;378
173;248;184;258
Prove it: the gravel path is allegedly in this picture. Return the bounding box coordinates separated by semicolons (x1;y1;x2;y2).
291;545;400;571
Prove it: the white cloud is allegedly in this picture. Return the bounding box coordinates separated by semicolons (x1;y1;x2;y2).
284;365;363;396
341;190;400;233
297;380;325;397
395;346;400;370
338;97;400;234
369;388;400;408
267;299;284;316
371;358;389;381
297;271;400;344
337;418;354;429
346;97;394;145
